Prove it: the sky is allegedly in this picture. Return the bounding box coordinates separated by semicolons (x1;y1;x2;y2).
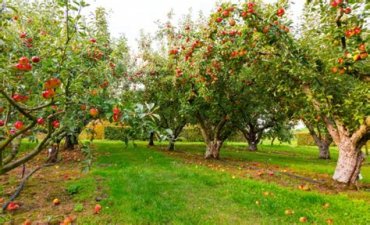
85;0;305;50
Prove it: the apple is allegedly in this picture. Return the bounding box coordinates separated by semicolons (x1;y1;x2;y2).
277;8;285;17
19;32;27;38
343;7;351;14
337;57;344;64
326;218;334;224
14;121;24;130
241;11;248;18
37;118;45;125
222;10;229;17
94;204;102;214
331;67;338;73
89;108;99;117
6;202;19;211
19;56;29;65
323;203;330;208
90;38;97;43
44;77;61;89
299;217;307;223
229;19;236;26
284;209;294;215
113;107;120;115
353;54;361;61
345;29;354;38
80;104;87;110
42;89;55;99
359;44;366;52
354;27;361;35
53;198;60;205
0;106;4;113
23;219;32;225
247;3;255;8
52;120;60;128
0;119;5;127
31;56;40;63
360;52;368;59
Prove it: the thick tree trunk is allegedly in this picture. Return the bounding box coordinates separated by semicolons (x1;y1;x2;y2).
204;140;223;159
148;131;155;146
333;138;365;184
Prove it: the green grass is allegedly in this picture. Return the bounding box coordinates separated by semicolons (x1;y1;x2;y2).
71;141;369;225
157;141;370;183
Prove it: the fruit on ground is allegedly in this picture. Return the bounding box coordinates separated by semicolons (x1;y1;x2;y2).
53;198;60;205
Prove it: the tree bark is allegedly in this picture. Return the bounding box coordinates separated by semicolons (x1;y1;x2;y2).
333;138;365;184
304;120;332;159
64;133;78;150
204;140;223;159
47;143;59;163
167;140;175;151
318;143;331;159
148;131;155;146
247;139;258;151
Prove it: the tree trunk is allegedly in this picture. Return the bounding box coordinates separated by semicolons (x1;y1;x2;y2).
270;137;276;146
318;142;331;159
47;143;59;163
204;140;223;159
148;131;155;146
305;121;332;160
167;140;175;151
247;139;258;151
64;134;78;150
333;138;365;184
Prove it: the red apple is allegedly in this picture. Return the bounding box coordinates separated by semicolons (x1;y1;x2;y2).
277;8;285;17
90;38;96;43
37;118;45;125
14;121;24;130
94;204;102;214
359;43;366;52
19;32;27;38
0;120;5;127
222;10;229;17
89;108;99;117
354;27;361;35
52;120;60;128
343;7;351;14
31;56;40;63
42;89;55;99
19;56;29;65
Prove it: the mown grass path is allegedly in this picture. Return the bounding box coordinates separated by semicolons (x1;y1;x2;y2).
75;141;370;225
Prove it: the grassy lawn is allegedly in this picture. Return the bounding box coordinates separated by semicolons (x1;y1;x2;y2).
70;141;369;225
159;141;370;184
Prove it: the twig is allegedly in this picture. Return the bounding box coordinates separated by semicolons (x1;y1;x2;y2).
1;163;55;212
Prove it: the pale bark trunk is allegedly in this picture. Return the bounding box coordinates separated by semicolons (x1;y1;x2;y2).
204;140;223;159
333;138;365;184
